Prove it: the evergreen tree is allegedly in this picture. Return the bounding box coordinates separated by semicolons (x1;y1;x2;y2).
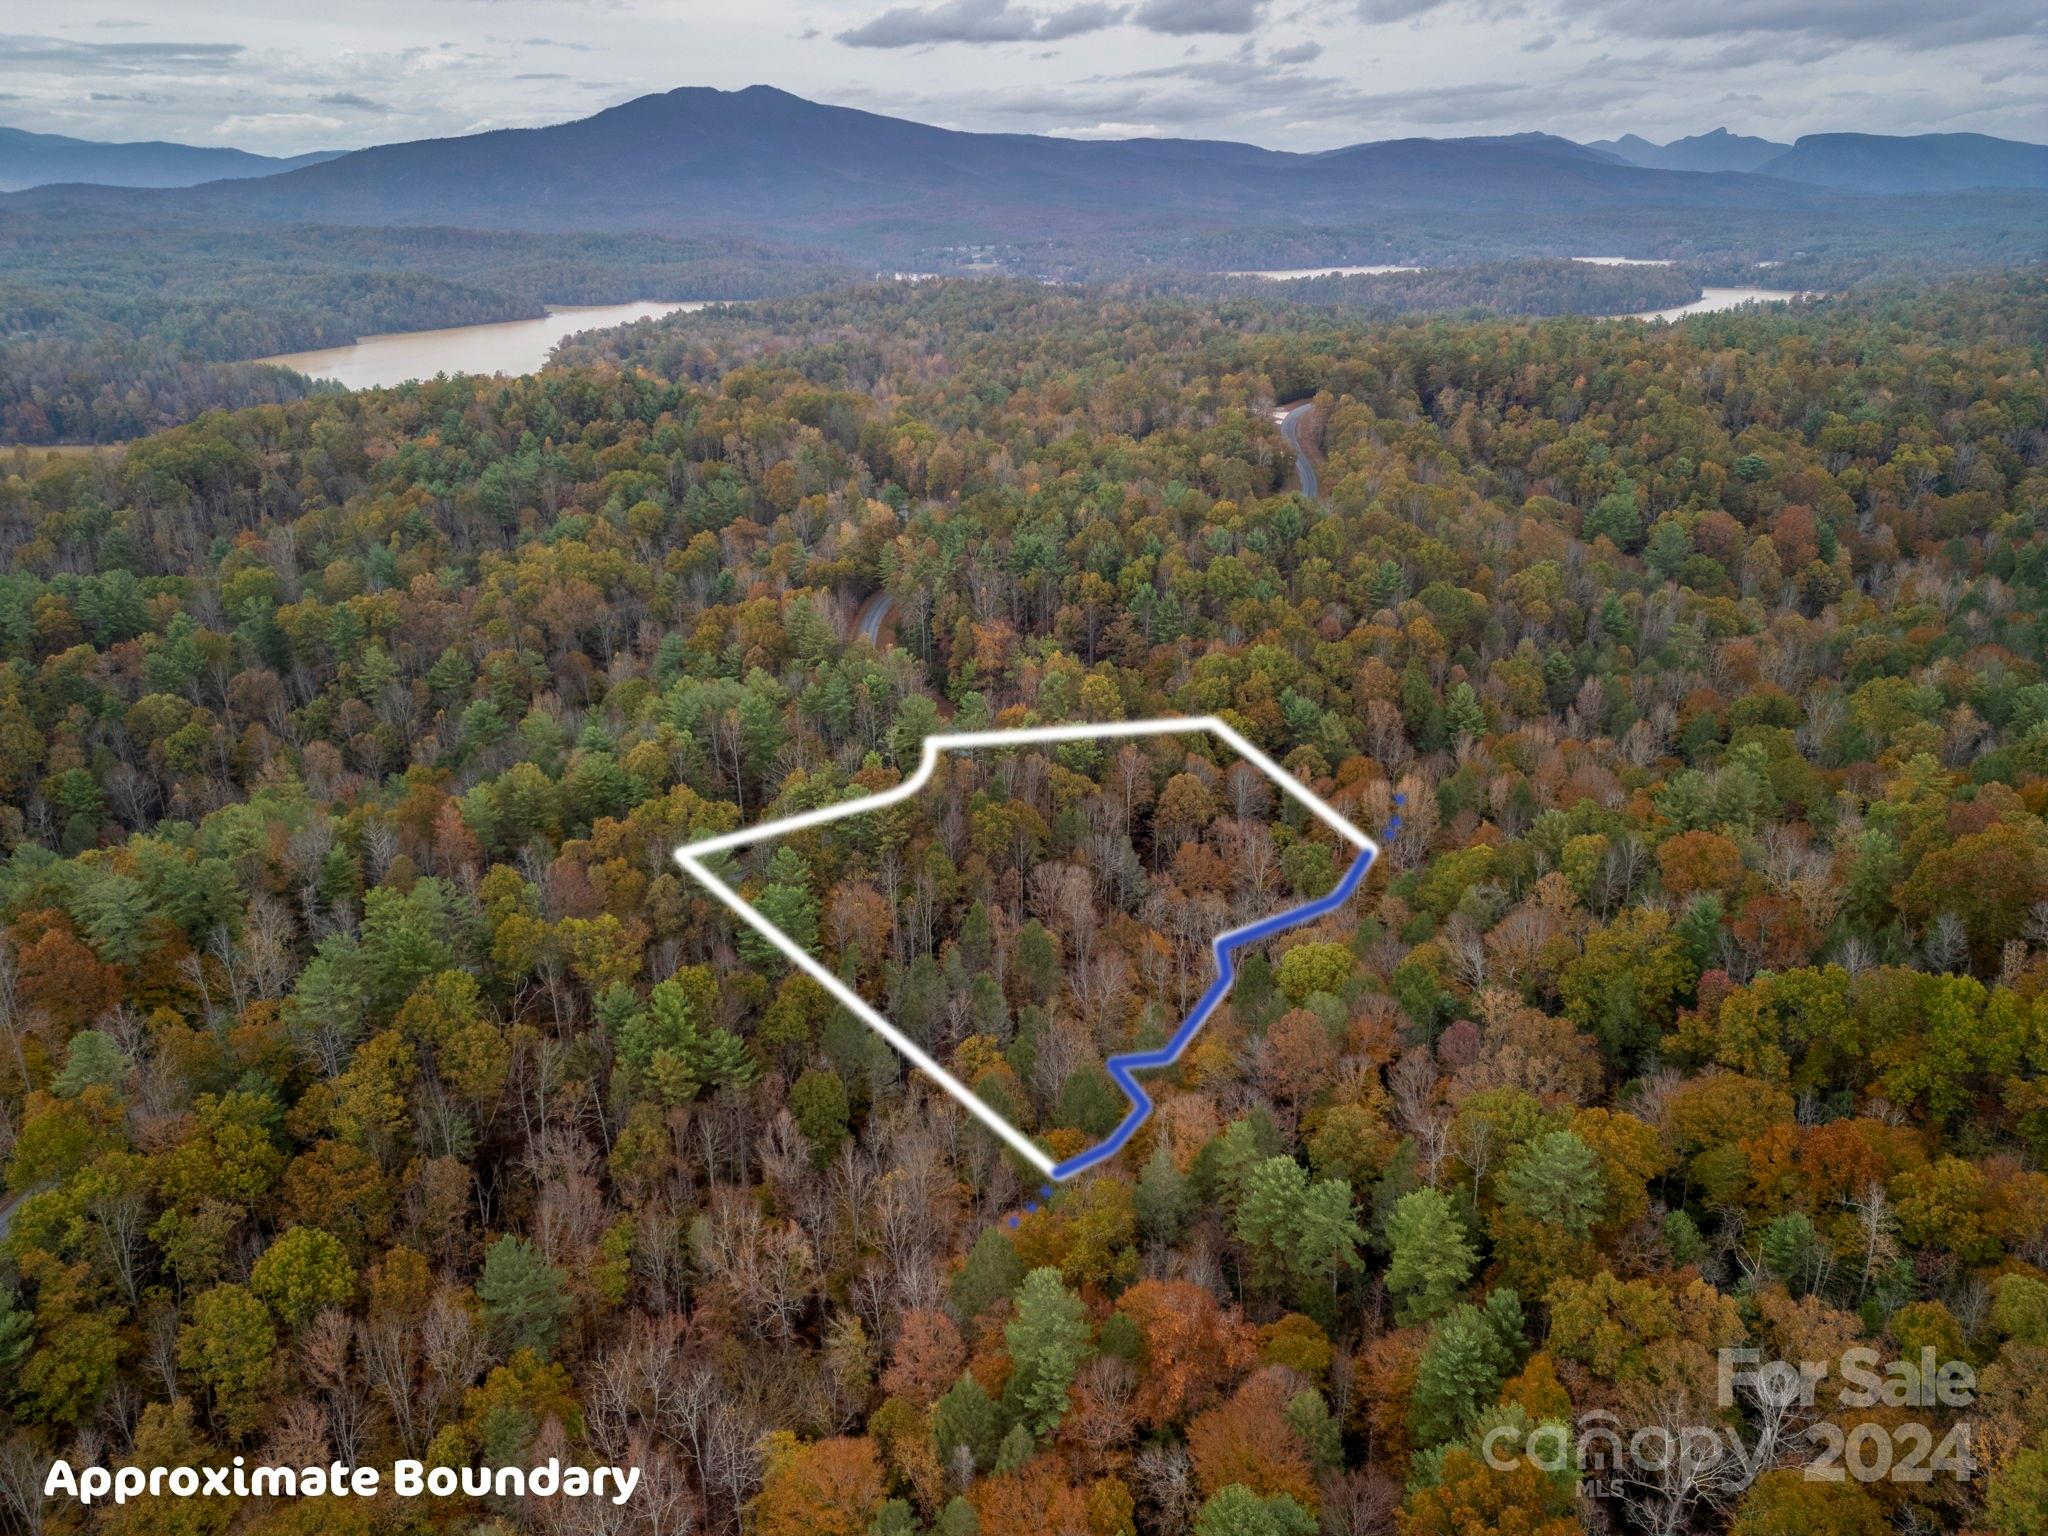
477;1235;571;1357
1193;1485;1317;1536
1135;1143;1195;1243
791;1068;852;1164
614;974;757;1102
994;1421;1034;1473
745;845;822;962
51;1030;126;1097
1497;1132;1604;1239
1385;1186;1478;1326
1002;1268;1089;1438
1411;1289;1527;1446
1444;682;1487;744
1285;1388;1342;1471
933;1373;1005;1475
951;1227;1024;1321
1233;1155;1364;1302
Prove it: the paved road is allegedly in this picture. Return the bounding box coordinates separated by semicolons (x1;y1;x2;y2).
855;591;893;645
0;1183;43;1244
1279;402;1319;499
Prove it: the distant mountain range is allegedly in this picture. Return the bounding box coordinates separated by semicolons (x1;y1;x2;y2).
1587;127;2048;193
6;90;2044;261
1586;128;1790;175
0;126;342;191
1759;133;2048;194
183;92;1820;236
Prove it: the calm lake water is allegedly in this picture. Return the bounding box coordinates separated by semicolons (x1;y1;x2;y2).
258;301;705;389
1618;286;1820;321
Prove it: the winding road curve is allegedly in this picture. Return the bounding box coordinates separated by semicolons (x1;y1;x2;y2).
1279;401;1320;500
854;591;893;645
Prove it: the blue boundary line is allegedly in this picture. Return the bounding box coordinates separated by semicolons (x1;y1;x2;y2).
1047;822;1391;1181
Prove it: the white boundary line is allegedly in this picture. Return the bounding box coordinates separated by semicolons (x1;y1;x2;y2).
674;715;1378;1176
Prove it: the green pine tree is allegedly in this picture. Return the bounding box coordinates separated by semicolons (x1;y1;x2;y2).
1385;1186;1477;1325
1410;1289;1526;1446
477;1235;571;1357
1002;1268;1089;1438
933;1372;1005;1475
1497;1131;1605;1240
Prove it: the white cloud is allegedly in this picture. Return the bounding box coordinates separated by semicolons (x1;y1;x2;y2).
1046;118;1168;135
838;0;1123;48
212;111;346;137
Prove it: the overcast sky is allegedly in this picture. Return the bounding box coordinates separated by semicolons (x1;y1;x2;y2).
4;0;2043;155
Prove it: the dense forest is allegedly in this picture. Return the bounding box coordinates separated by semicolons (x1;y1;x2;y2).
0;270;2045;1536
1127;263;1705;320
0;213;847;445
5;176;2033;451
0;227;1707;448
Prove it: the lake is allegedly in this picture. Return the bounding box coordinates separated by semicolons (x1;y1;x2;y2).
257;301;706;389
1618;286;1821;321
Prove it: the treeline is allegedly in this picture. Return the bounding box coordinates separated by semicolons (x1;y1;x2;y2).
1038;205;2046;293
1148;260;1705;318
0;271;2044;1535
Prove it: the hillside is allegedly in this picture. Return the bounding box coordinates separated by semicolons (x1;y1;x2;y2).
1759;131;2048;193
0;124;340;191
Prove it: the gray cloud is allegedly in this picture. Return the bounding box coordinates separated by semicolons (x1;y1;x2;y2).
1130;0;1267;34
838;0;1125;48
6;0;2041;159
940;53;1650;141
1039;2;1126;40
1356;0;1449;21
836;0;1267;47
0;33;244;72
1355;0;2047;46
1588;0;2046;46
